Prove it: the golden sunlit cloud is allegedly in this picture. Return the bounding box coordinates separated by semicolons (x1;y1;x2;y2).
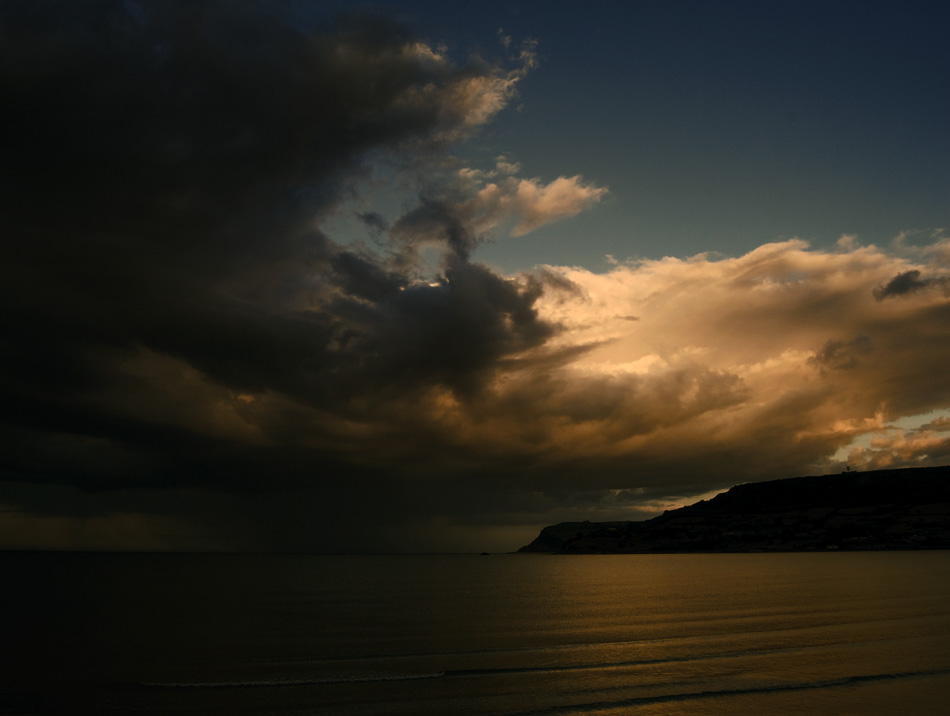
524;236;950;475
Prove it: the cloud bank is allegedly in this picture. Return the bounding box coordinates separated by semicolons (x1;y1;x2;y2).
534;237;950;482
2;2;949;552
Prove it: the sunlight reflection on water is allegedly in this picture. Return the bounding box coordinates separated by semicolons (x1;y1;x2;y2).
3;551;949;715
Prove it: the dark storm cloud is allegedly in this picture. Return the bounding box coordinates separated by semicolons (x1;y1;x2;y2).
356;211;389;239
535;268;586;299
873;269;950;300
390;196;481;261
0;0;549;511
337;259;551;394
808;334;874;371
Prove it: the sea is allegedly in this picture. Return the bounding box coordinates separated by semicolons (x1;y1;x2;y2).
2;551;950;715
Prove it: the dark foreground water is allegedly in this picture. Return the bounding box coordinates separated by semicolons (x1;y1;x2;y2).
2;551;950;715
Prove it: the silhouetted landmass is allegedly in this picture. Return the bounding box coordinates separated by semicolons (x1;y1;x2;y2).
518;466;950;553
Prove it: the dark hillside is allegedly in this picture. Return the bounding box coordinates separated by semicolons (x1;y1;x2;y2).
519;466;950;553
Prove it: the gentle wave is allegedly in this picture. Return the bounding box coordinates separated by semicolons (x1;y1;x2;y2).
284;608;950;668
443;645;804;678
145;634;945;691
142;644;804;691
504;668;950;716
142;672;446;688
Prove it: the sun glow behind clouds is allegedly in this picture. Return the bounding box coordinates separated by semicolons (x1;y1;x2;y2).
529;236;950;475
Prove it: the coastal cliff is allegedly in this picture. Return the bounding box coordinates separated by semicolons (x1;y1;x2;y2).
518;465;950;553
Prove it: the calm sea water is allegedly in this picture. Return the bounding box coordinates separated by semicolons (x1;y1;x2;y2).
2;551;949;715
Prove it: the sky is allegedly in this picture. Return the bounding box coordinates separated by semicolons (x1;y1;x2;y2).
1;0;949;553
